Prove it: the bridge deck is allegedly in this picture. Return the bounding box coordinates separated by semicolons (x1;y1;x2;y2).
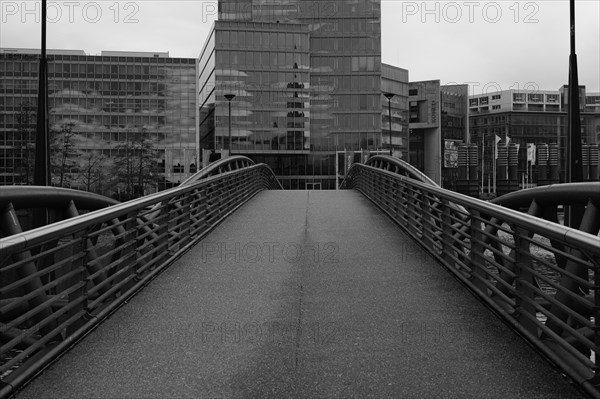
15;191;583;398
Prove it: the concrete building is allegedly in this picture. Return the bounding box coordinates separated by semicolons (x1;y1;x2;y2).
0;48;197;193
469;86;600;188
408;80;469;188
381;64;409;160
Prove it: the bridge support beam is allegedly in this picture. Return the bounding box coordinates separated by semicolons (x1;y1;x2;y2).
0;203;56;336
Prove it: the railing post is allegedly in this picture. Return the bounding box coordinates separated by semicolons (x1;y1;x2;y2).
512;222;539;334
547;200;600;338
419;192;438;253
595;252;600;377
178;193;193;249
0;203;55;335
62;201;87;336
440;199;455;266
469;209;488;292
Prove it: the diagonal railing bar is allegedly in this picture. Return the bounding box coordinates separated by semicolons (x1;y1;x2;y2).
342;163;600;398
0;163;281;399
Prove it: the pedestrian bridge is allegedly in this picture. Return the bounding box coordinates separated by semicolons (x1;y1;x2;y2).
1;156;599;398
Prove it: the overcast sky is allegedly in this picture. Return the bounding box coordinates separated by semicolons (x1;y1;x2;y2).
1;1;598;94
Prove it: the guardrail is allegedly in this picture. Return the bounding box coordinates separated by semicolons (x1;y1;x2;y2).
364;155;439;186
0;163;281;398
342;163;600;398
180;155;256;186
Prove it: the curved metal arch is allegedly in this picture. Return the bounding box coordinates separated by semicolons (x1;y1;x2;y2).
0;186;119;211
364;155;439;186
492;182;600;210
179;155;257;186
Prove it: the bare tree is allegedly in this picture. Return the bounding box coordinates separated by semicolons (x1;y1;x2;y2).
50;122;79;187
78;150;106;193
111;129;159;200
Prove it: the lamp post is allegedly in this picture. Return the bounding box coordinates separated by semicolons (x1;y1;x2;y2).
384;93;394;156
224;94;235;155
34;0;50;187
566;0;583;227
33;0;50;228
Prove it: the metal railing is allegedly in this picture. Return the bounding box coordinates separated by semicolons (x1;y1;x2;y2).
364;155;439;186
180;155;256;186
0;163;281;398
342;163;600;397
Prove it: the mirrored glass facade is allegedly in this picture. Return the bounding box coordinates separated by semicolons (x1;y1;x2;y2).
199;0;383;189
0;49;197;190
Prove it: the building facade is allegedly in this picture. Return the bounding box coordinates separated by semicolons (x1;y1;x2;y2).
469;86;600;187
198;0;387;189
381;64;409;160
0;48;197;194
408;80;469;188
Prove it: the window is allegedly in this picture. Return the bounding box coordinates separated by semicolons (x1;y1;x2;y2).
513;93;526;102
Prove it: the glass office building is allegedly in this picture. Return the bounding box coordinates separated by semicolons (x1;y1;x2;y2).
199;0;383;189
0;49;197;191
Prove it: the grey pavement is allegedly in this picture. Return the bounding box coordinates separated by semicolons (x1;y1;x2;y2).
15;191;584;398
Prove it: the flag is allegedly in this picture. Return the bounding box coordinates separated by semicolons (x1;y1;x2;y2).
165;148;173;178
202;149;211;168
527;143;536;165
494;135;501;159
345;150;354;173
361;149;370;164
506;136;511;146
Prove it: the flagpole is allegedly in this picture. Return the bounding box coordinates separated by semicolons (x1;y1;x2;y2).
481;135;485;194
566;0;583;227
493;137;497;195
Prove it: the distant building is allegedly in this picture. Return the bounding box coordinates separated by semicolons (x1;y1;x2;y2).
198;0;393;189
381;64;410;160
408;80;469;188
0;48;197;192
469;86;600;186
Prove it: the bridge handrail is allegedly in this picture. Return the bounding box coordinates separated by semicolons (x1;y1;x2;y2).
0;163;280;398
0;186;120;210
346;164;599;252
492;182;600;209
361;155;439;186
343;163;600;397
1;165;278;253
179;155;256;186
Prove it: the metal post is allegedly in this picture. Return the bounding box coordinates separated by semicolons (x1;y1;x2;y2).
34;0;50;187
33;0;50;228
566;0;583;227
384;93;394;156
225;94;235;156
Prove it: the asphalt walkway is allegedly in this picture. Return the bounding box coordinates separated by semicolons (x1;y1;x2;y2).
15;191;584;398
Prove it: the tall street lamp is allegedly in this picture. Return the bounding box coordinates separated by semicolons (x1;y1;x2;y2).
34;0;50;187
384;93;394;156
566;0;583;227
224;94;235;155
